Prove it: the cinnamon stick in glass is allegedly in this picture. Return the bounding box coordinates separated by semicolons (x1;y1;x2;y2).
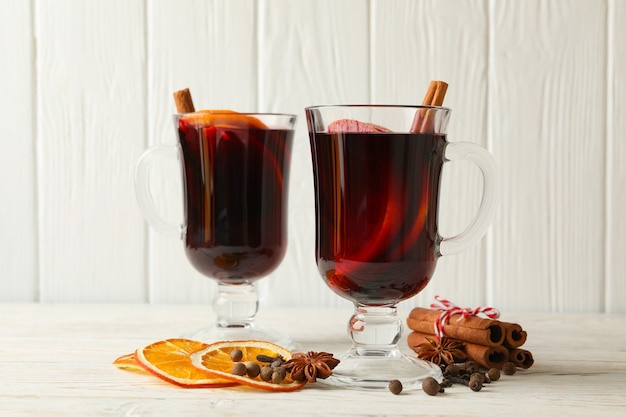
407;307;505;348
410;80;448;133
173;88;196;113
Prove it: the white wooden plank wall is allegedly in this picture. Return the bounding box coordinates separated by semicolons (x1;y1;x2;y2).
491;0;608;312
34;0;147;302
0;0;624;313
1;0;36;301
608;0;626;312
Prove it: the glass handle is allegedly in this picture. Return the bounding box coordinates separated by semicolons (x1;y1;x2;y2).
134;144;182;239
438;142;500;256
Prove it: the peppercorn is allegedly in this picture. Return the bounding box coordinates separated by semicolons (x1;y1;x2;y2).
388;379;403;395
232;362;247;376
464;361;479;375
260;365;273;381
273;366;287;380
470;372;485;384
468;376;483;392
271;368;287;384
244;361;261;378
230;349;243;362
422;377;440;396
502;362;517;375
271;358;285;368
487;367;501;381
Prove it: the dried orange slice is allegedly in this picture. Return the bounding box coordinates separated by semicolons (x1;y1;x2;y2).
135;338;237;388
113;353;146;373
181;110;267;130
190;340;307;392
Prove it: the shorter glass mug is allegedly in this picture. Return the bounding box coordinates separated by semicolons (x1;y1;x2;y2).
306;105;499;389
135;112;296;346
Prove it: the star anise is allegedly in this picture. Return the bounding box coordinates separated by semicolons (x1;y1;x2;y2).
414;337;466;366
283;351;340;383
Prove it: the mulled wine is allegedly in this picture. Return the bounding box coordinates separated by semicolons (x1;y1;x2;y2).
177;119;294;284
310;131;446;305
305;103;498;390
135;110;296;346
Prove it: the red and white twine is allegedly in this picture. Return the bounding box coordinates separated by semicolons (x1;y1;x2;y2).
430;295;500;343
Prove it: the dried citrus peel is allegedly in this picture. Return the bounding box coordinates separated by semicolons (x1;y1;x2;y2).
113;353;146;373
133;338;236;388
114;338;314;392
189;340;307;392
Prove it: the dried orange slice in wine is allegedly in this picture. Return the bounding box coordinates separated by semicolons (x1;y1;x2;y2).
181;110;267;130
135;338;237;388
190;340;307;392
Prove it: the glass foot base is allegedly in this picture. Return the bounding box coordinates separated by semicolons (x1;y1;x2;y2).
320;348;442;391
182;324;295;351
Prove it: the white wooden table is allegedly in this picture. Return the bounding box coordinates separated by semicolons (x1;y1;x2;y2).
1;304;624;416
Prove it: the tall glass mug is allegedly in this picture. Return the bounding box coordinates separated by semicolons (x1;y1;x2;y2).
306;105;499;389
135;112;296;346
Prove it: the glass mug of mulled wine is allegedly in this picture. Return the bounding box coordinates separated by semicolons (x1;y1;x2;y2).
306;105;499;389
135;111;296;347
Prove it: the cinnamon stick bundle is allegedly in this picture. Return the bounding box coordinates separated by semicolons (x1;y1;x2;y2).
407;306;534;370
407;307;505;347
502;322;528;348
465;341;510;370
509;348;534;369
407;332;509;370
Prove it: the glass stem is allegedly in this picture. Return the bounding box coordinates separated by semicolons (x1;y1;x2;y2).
212;282;259;328
348;304;402;357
